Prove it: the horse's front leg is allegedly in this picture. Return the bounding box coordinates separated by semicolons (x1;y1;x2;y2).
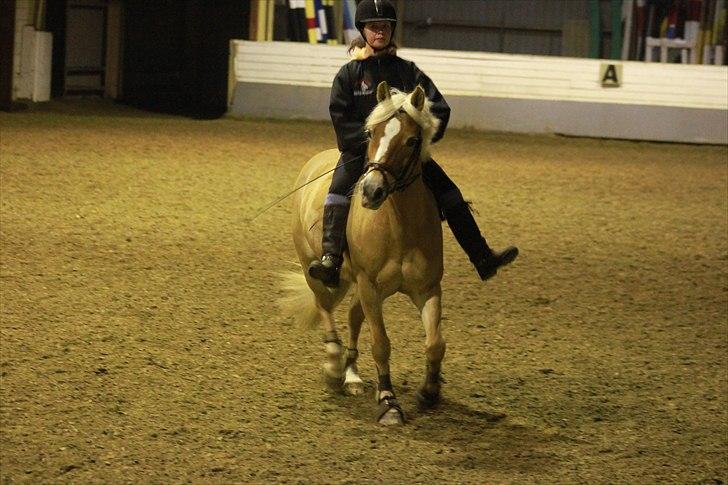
343;295;365;396
358;279;404;425
411;286;445;408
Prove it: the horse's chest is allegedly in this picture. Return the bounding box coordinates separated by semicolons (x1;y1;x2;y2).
348;208;443;290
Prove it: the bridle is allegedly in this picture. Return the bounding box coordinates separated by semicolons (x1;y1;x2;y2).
247;108;424;222
364;112;424;195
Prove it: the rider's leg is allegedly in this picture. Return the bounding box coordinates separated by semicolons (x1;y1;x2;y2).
308;151;365;288
422;160;518;281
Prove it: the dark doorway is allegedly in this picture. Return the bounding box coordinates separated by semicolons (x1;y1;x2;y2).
65;1;107;95
0;0;16;110
46;0;68;98
121;0;250;119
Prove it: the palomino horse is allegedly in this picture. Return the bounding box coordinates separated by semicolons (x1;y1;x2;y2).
287;82;444;425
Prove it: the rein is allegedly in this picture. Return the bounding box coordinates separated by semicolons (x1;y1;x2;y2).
247;155;364;222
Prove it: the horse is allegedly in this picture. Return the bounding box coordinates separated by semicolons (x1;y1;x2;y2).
285;81;444;425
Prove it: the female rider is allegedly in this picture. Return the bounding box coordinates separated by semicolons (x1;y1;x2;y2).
309;0;518;288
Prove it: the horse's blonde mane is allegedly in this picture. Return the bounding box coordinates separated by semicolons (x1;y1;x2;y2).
365;88;440;161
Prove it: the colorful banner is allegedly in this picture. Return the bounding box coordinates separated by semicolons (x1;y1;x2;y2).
304;0;321;44
288;0;307;42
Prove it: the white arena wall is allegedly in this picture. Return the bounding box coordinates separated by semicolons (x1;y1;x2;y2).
228;40;728;145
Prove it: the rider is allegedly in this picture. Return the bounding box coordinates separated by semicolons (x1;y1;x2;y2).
308;0;518;288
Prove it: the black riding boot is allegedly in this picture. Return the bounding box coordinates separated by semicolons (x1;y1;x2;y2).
443;202;519;281
308;203;350;288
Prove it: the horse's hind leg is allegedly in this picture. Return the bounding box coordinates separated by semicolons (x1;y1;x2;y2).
314;283;350;390
343;295;365;396
410;286;445;408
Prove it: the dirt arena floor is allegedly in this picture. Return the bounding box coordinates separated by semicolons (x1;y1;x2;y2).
1;99;726;484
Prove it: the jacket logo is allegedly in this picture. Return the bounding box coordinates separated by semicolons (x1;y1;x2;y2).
354;79;373;96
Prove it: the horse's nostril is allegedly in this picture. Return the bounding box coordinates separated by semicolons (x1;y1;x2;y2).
373;187;384;201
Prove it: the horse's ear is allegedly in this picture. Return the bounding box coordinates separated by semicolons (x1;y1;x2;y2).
376;81;391;102
411;85;426;111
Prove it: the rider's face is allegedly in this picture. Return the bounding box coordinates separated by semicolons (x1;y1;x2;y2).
363;21;392;50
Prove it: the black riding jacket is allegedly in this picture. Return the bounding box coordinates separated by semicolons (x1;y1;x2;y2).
329;53;451;154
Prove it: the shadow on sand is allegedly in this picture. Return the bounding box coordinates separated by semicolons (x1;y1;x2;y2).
325;387;567;474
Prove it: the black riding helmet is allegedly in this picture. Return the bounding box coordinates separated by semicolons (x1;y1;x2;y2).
355;0;397;37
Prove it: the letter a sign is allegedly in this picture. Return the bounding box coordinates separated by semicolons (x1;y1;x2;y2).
600;63;622;87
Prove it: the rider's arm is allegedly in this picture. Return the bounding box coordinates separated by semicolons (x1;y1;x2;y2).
330;64;367;153
410;62;451;143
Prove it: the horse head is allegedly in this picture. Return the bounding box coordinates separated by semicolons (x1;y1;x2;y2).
360;81;440;210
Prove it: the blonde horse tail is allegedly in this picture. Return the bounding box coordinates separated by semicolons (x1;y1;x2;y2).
279;270;320;330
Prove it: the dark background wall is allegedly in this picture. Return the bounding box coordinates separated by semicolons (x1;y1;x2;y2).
43;0;249;118
121;0;250;118
0;0;15;110
400;0;613;58
46;0;68;99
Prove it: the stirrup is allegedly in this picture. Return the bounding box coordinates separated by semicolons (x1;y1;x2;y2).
308;255;342;288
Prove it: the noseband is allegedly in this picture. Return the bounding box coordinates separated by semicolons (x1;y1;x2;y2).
364;118;424;195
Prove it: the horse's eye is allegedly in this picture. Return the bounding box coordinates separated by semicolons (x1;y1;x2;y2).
406;137;418;147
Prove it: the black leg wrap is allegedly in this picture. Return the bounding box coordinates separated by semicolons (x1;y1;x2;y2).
376;394;405;422
426;369;440;385
344;348;358;369
377;373;393;392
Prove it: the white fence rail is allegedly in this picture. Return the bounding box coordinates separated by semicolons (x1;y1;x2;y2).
232;40;728;110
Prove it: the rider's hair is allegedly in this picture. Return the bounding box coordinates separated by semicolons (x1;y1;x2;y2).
347;37;398;57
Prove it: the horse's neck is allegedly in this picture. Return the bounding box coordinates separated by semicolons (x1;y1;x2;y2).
388;179;435;219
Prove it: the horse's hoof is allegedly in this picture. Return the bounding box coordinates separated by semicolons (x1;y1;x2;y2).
344;381;365;396
416;388;441;409
378;408;405;425
324;375;344;390
323;371;344;390
376;396;405;425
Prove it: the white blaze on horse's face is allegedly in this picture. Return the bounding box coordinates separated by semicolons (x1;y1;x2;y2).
362;117;402;210
374;118;401;163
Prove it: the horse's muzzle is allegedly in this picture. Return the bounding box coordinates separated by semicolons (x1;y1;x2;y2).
361;176;388;210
